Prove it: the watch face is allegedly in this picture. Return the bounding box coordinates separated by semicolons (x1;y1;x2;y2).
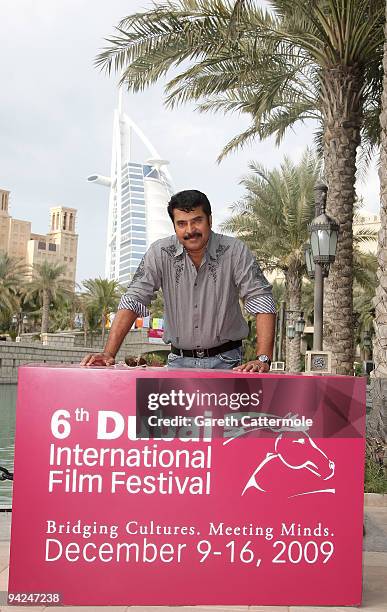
258;355;270;363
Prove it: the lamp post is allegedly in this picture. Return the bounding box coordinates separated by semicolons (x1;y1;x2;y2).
12;312;28;336
303;243;315;279
362;330;372;361
295;312;306;335
307;181;339;351
286;311;305;339
303;244;330;281
286;322;296;340
277;300;286;362
284;309;306;372
363;330;371;349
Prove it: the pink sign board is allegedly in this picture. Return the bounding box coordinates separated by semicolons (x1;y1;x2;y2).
8;365;365;606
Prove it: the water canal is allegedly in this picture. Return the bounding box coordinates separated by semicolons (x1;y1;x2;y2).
0;384;16;507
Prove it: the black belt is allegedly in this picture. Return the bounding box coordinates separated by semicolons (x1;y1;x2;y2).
171;340;242;359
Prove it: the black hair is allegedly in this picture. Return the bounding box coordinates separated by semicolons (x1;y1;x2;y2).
167;189;212;222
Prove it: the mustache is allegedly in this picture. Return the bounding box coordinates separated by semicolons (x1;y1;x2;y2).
183;232;202;240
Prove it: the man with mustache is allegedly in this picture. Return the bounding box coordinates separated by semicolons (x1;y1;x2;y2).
81;190;276;372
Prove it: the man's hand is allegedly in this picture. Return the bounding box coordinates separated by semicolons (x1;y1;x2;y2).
233;360;270;373
80;352;115;367
80;309;138;367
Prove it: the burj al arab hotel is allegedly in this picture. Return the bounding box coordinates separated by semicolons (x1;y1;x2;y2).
87;92;174;286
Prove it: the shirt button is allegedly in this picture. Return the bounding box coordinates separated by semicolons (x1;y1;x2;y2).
195;325;198;329
194;304;198;308
194;283;197;287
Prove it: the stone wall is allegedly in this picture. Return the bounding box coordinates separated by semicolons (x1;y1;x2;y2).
0;330;169;384
41;333;76;347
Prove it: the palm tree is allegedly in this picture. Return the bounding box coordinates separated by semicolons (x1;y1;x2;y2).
48;293;77;333
96;0;384;374
73;291;104;347
221;150;320;371
370;0;387;450
82;278;122;344
0;252;28;316
25;261;71;335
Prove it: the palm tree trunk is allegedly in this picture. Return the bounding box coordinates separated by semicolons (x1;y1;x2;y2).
285;268;302;373
370;4;387;450
41;289;50;335
322;67;363;375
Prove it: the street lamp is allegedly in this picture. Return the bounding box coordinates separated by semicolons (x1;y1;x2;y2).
286;310;305;341
303;243;315;279
309;208;339;267
11;312;28;336
363;330;372;349
304;242;329;280
295;312;306;335
307;181;339;351
286;323;296;339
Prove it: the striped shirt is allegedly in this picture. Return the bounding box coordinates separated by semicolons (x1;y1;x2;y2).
118;231;276;350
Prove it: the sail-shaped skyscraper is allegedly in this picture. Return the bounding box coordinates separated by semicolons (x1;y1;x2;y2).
88;91;174;285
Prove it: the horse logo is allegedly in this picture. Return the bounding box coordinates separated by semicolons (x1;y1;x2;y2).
242;431;335;498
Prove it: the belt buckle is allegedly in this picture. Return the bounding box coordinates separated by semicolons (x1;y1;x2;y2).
196;349;205;358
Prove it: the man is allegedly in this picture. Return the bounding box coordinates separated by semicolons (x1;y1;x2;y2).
81;190;276;372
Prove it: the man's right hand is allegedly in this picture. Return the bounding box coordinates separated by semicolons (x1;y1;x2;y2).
80;309;138;367
80;352;115;367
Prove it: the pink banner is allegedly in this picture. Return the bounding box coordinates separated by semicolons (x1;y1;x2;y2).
8;365;365;606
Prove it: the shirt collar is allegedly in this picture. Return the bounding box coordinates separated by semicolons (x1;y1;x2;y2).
172;230;218;260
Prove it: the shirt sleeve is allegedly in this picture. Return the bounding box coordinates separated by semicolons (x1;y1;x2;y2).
117;244;161;313
117;296;149;317
233;240;276;315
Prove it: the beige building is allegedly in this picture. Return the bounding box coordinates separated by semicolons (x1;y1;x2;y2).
0;189;31;260
26;207;78;285
0;188;78;286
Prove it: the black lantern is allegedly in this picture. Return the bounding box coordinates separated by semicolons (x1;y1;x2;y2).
295;312;305;334
286;323;296;339
303;243;315;279
363;330;372;349
309;204;339;265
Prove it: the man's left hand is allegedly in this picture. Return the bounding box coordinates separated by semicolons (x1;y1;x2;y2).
233;360;270;373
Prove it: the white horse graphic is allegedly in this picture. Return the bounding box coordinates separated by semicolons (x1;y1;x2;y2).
242;431;335;498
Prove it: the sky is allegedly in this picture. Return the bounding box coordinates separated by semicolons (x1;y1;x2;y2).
0;0;380;284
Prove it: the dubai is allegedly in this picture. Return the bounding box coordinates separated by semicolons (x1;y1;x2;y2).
0;0;386;609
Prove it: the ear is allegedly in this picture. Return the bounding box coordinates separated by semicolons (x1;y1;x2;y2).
209;214;212;228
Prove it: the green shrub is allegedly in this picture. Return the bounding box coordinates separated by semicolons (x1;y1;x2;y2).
364;440;387;493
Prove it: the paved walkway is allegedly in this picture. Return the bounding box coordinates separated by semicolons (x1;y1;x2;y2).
0;495;386;611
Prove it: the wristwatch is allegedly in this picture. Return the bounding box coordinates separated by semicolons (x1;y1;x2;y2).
256;354;271;367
